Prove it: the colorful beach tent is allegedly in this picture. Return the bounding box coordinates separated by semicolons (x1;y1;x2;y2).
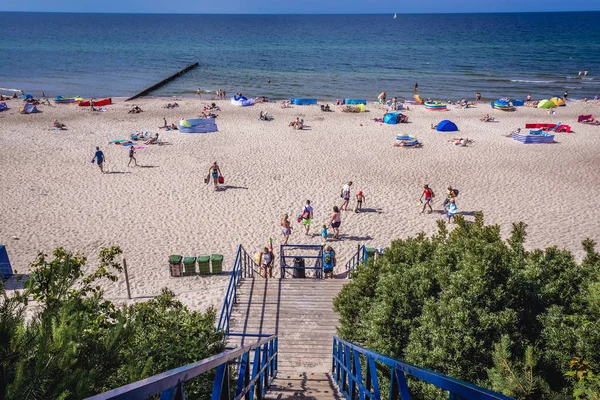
19;104;40;114
178;118;218;134
436;120;458;132
344;99;367;105
0;102;7;112
537;99;556;109
550;97;566;107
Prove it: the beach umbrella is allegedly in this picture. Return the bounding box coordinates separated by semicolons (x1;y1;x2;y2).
537;99;556;109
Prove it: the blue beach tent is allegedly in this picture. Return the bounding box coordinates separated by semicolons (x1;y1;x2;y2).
436;120;458;132
0;245;13;280
384;112;398;124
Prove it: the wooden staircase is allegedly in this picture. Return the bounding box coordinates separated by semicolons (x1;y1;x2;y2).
227;278;346;399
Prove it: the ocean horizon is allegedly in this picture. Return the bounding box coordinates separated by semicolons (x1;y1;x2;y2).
1;11;599;101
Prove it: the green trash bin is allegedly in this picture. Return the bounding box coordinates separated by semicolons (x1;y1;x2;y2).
198;255;211;275
211;254;223;274
183;257;197;276
365;248;376;261
169;254;183;277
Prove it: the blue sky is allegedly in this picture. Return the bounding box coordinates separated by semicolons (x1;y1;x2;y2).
1;0;599;14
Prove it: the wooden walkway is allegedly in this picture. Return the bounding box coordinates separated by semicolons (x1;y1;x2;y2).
227;278;346;399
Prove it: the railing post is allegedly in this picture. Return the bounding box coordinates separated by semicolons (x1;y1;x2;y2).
211;363;230;400
353;350;363;400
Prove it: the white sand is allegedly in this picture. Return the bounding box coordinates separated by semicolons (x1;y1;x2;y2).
1;97;600;311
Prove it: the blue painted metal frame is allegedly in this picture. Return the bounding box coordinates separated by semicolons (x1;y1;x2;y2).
344;245;367;277
86;335;278;400
279;244;324;279
217;244;259;336
0;245;13;281
332;337;514;400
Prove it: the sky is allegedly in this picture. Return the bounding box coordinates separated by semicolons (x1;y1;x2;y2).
1;0;599;14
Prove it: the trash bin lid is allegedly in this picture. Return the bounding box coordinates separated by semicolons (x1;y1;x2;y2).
198;255;210;262
169;255;182;263
183;257;197;264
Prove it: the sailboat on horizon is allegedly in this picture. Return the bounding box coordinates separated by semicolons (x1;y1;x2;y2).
393;13;397;19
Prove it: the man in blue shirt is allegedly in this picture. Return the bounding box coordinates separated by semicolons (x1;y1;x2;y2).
92;146;105;173
323;245;336;279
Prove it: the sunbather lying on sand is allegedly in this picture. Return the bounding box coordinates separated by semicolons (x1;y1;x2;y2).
52;120;67;130
289;117;304;130
145;133;159;145
505;128;521;137
449;138;473;146
281;100;291;109
165;103;179;109
581;116;599;125
480;114;495;122
128;105;143;114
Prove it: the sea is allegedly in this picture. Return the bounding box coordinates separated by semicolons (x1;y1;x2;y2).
1;12;600;101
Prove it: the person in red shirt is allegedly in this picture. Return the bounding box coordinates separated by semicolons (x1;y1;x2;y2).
420;184;435;213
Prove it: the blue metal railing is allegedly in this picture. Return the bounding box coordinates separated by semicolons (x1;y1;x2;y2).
344;245;367;276
332;337;514;400
279;244;324;279
86;334;278;400
217;244;259;336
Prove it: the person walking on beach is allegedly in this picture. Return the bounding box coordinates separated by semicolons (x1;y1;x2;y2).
340;181;352;211
420;184;435;214
414;82;419;92
281;214;292;245
91;146;105;173
128;147;137;167
261;247;274;279
300;200;313;235
563;91;568;101
445;198;458;223
476;92;482;104
322;245;336;279
355;191;365;212
208;161;222;190
442;186;459;209
329;206;342;239
197;88;201;97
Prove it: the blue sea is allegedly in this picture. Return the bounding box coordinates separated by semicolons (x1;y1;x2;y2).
1;12;600;101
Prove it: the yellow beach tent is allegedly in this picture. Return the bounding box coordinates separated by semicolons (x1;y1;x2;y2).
551;97;565;106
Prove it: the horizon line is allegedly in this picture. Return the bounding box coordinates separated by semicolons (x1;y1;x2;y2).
1;10;599;15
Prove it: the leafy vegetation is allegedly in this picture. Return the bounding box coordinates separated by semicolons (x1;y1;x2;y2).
0;247;223;400
334;213;600;399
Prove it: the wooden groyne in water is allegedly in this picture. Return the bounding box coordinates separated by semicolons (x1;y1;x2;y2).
125;62;199;101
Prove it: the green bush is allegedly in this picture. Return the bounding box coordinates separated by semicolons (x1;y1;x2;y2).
0;247;224;400
334;213;600;399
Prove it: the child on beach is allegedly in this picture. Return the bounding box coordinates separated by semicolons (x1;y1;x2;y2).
445;198;458;223
91;146;105;174
321;224;328;240
128;147;137;167
355;191;365;212
300;200;313;235
261;247;274;279
420;185;434;213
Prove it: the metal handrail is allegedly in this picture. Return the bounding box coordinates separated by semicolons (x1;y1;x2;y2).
217;245;259;336
344;245;367;276
279;244;324;279
332;337;514;400
86;334;278;400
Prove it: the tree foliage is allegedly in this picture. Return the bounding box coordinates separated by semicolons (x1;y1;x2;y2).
0;247;224;400
334;213;600;399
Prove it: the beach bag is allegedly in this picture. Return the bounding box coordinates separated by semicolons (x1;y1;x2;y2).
297;215;302;223
218;176;225;184
301;207;310;220
453;189;459;197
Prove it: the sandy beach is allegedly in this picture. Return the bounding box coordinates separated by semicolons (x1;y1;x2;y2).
2;96;600;311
